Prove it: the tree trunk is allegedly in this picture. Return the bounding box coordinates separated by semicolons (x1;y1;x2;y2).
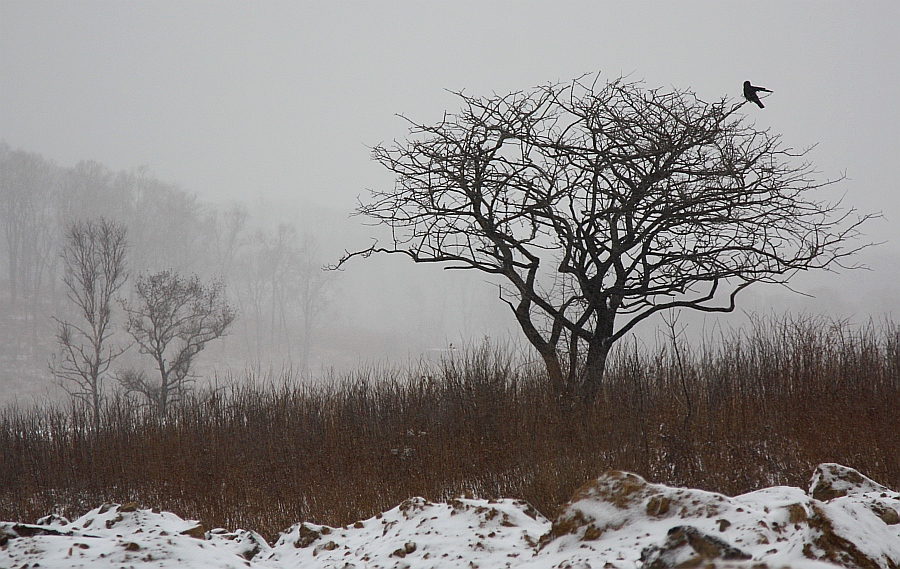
513;299;568;397
6;248;17;303
539;349;566;398
579;338;612;403
92;388;101;433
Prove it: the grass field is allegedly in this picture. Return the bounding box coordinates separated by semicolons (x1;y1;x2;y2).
2;314;898;543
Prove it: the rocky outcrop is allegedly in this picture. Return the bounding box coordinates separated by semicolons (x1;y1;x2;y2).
640;525;751;569
539;464;900;569
1;465;897;569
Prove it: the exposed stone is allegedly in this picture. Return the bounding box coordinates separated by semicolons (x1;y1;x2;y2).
808;463;887;502
572;471;648;510
870;502;900;525
640;525;751;569
804;505;886;569
294;524;321;548
646;495;671;517
241;543;261;561
118;502;139;513
34;514;70;526
237;532;265;560
11;523;71;538
786;503;808;524
179;523;207;540
106;513;123;528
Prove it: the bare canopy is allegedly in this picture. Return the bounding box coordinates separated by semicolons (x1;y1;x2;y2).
53;218;128;430
339;76;872;401
120;271;236;416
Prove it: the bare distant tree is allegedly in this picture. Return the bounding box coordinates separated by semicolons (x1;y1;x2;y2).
0;147;50;305
52;218;128;430
233;224;331;371
205;203;248;280
338;75;873;402
120;271;235;416
0;146;61;335
126;172;204;273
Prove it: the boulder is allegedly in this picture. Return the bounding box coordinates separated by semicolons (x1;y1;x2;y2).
640;525;751;569
809;463;889;502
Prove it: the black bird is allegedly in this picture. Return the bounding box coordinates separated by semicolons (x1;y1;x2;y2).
743;80;772;108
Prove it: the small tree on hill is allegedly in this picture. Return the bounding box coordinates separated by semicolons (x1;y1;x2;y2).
53;218;128;430
120;271;236;416
337;76;873;402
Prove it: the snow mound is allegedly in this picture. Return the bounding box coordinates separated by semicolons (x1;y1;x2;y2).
0;501;267;568
541;463;900;569
2;464;898;569
263;496;548;568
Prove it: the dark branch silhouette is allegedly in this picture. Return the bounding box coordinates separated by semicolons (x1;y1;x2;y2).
52;219;128;430
119;271;236;417
337;75;872;402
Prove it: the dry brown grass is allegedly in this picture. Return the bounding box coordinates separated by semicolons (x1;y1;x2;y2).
1;314;898;543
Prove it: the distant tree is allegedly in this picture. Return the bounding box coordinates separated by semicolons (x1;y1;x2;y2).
338;76;873;402
21;159;61;338
52;219;128;431
59;161;123;225
205;203;248;280
0;147;51;305
293;234;332;373
233;224;331;370
126;172;204;273
120;271;236;416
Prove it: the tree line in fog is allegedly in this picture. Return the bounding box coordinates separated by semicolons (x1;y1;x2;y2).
0;142;332;400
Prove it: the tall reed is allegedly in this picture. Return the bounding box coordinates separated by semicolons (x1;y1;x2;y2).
1;315;897;543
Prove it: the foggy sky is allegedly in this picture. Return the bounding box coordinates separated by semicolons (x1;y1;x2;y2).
2;1;899;350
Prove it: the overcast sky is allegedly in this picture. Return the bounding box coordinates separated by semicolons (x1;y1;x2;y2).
2;1;899;346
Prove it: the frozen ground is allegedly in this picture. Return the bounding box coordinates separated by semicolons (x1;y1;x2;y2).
2;463;898;569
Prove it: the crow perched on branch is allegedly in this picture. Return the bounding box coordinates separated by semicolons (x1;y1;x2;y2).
743;80;772;108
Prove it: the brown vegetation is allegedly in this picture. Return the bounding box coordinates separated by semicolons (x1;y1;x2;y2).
1;314;897;543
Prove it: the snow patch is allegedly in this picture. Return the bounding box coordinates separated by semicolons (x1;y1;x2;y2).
2;464;898;569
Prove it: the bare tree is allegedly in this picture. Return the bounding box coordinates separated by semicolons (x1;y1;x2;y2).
205;203;248;281
120;271;235;416
0;147;48;305
0;146;61;339
231;223;332;370
52;219;128;430
126;173;204;274
293;233;332;374
338;76;873;402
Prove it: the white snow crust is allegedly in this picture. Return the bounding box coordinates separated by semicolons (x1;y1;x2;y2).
2;463;897;569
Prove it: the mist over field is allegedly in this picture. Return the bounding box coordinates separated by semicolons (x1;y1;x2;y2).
0;153;517;404
2;7;900;566
1;1;898;399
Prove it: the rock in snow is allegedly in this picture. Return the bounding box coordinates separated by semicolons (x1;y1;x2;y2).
1;463;898;568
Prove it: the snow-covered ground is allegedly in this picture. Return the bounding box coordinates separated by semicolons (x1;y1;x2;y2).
2;463;898;568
